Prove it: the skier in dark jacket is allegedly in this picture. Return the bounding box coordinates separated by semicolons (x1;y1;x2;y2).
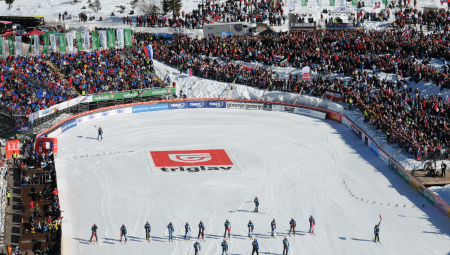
144;221;151;241
185;222;191;240
283;236;289;255
198;220;205;240
289;218;296;236
97;127;103;141
309;215;315;234
271;218;276;237
194;240;201;255
252;238;259;254
224;219;231;239
120;224;127;242
374;220;381;242
167;222;174;242
221;238;229;255
248;220;254;238
90;223;98;242
254;196;259;212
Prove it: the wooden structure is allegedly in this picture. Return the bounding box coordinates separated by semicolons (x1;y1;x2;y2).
407;169;450;187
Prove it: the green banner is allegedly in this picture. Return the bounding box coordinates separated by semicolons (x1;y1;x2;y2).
76;32;83;51
330;0;335;6
382;0;388;4
352;0;357;6
8;37;14;55
107;30;115;48
124;29;132;48
42;34;49;53
423;189;436;204
92;88;176;102
58;34;66;52
301;0;307;6
91;30;100;50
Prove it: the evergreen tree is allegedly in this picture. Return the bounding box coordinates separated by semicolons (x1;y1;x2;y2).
5;0;14;10
167;0;182;18
88;0;102;13
162;0;170;14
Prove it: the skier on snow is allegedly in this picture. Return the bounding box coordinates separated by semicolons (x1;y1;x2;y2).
374;219;381;242
289;218;296;236
254;196;259;212
167;222;174;242
194;240;201;255
198;220;205;240
144;221;151;242
248;220;254;239
224;219;231;239
90;223;98;243
283;236;289;255
252;238;259;255
120;224;127;243
221;238;229;255
97;127;103;141
185;222;191;241
309;215;315;235
271;218;276;238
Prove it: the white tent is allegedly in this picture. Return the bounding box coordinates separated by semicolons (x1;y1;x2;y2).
424;3;441;13
329;6;356;15
288;7;321;26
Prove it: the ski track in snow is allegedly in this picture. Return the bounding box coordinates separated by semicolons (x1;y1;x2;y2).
54;109;450;254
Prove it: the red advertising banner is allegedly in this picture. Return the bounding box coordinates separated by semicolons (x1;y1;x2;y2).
325;91;344;102
328;111;342;123
6;140;20;158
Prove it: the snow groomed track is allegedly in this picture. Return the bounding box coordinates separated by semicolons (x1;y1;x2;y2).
50;100;450;255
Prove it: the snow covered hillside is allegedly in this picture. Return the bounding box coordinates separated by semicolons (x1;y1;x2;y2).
0;0;446;32
55;109;450;255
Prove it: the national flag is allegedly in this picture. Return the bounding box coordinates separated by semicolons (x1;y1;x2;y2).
447;95;449;103
137;89;146;97
274;55;282;61
401;96;409;106
447;17;450;21
355;37;360;43
331;41;338;46
228;25;232;33
379;214;382;220
258;81;266;86
280;59;288;66
442;0;448;4
143;45;153;59
187;68;193;77
416;147;421;161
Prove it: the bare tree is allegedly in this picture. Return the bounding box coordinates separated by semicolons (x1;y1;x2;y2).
138;0;161;15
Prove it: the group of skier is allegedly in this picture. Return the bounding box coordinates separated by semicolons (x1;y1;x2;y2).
88;196;381;253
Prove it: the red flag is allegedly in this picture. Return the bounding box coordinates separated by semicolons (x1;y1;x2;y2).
379;214;382;220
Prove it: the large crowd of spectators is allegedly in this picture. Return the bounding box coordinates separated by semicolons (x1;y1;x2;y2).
3;20;450;161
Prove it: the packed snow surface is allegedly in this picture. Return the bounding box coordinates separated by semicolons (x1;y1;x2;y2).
55;108;450;255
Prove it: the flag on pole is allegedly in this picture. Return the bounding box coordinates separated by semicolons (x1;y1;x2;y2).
228;25;232;33
379;214;382;220
416;148;421;161
187;68;193;77
143;45;153;59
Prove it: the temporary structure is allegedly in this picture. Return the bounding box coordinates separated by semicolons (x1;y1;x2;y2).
288;7;321;26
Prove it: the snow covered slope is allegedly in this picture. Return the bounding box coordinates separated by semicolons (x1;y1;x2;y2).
55;109;450;255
